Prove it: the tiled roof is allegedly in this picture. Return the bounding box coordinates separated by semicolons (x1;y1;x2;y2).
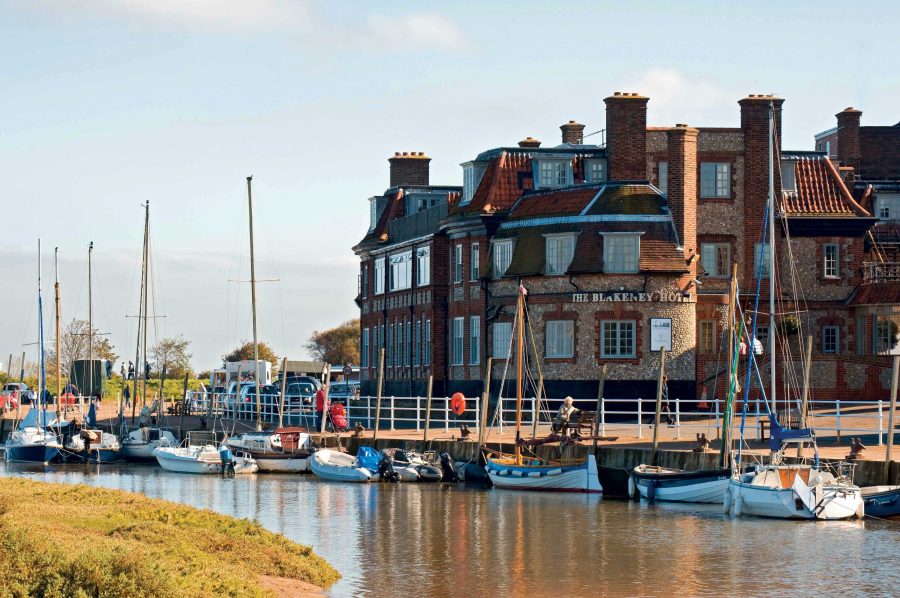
848;282;900;305
356;189;404;248
781;156;870;217
584;183;668;216
507;185;601;219
452;151;535;215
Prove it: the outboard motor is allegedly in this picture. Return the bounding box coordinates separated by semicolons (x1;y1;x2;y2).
378;453;400;483
439;452;459;483
219;445;236;478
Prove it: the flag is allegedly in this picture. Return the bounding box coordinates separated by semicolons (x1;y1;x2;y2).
519;284;528;296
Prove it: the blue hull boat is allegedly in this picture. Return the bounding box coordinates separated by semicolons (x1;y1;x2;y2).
5;444;60;464
862;486;900;518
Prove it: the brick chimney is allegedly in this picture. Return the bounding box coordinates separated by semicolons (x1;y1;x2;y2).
836;107;862;168
518;137;541;148
605;92;649;181
560;120;585;145
739;94;784;282
666;124;698;263
389;151;431;187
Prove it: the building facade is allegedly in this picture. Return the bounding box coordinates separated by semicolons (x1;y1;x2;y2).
353;92;898;404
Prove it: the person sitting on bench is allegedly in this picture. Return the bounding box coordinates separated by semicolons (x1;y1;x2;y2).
552;396;580;434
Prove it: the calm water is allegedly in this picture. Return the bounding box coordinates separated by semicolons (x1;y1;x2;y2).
2;463;898;597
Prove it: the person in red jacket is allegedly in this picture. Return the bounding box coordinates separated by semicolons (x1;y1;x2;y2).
315;385;327;432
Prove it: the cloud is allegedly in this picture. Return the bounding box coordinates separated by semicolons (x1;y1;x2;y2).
18;1;472;53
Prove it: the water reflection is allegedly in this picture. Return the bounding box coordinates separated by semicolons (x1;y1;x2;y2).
1;463;897;597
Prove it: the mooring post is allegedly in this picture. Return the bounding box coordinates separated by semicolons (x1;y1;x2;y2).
884;355;899;484
651;350;667;467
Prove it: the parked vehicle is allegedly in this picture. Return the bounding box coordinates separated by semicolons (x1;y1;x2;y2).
2;383;34;406
236;383;280;416
328;383;359;403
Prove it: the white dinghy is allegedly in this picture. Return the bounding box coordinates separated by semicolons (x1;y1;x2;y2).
310;448;373;482
153;441;258;475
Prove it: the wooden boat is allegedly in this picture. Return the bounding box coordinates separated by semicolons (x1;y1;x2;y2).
630;466;730;503
861;486;900;518
483;285;602;494
310;448;373;482
227;428;312;473
153;443;258;474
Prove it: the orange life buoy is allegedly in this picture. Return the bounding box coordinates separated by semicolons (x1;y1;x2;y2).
451;392;466;416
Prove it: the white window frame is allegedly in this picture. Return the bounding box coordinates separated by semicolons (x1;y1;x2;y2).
535;159;572;190
414;320;422;366
602;233;640;274
424;319;431;366
545;320;575;358
781;160;796;192
389;250;412;292
461;162;486;205
453;244;463;284
470;317;481;364
657;161;668;195
368;197;378;231
544;233;576;276
361;328;369;368
823;243;839;279
700;162;731;198
492;322;512;359
699;320;715;354
700;243;731;278
451;317;465;366
387;323;393;367
493;239;513;278
600;320;636;358
416;246;431;286
822;325;839;354
754;243;771;278
374;257;385;294
470;243;480;281
585;159;607;184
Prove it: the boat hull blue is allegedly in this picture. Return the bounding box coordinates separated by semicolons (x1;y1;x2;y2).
863;487;900;518
64;449;122;464
5;445;60;464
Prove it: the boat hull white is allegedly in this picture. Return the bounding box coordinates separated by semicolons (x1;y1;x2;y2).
631;466;731;503
486;456;601;493
310;449;372;482
254;455;310;473
637;476;729;504
153;446;258;475
727;477;862;520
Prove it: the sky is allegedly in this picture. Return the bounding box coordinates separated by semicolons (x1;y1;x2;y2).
1;0;898;373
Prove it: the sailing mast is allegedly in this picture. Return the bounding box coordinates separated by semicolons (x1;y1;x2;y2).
247;176;262;432
38;240;46;430
141;204;150;412
54;248;62;423
131;203;148;425
514;285;524;465
88;241;94;404
768;101;777;410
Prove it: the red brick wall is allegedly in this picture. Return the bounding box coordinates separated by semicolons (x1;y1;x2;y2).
859;126;900;180
836;108;861;169
667;125;698;264
389;153;430;187
605;92;649;181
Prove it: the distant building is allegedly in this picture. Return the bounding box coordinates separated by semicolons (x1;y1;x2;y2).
353;92;897;403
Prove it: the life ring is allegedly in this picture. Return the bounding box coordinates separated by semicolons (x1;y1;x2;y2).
451;392;466;416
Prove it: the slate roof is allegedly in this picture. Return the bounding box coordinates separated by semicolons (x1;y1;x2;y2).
781;155;870;217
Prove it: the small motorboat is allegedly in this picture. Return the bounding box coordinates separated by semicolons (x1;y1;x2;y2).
65;430;122;464
121;427;179;462
227;427;312;473
392;449;443;482
153;442;258;475
630;465;731;503
310;448;374;482
861;486;900;518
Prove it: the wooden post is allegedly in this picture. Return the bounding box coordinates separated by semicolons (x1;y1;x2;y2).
278;357;288;429
422;375;433;444
797;335;814;458
18;351;25;382
320;365;331;435
592;364;608;451
885;355;899;483
480;358;492;443
372;348;385;442
651;349;667;467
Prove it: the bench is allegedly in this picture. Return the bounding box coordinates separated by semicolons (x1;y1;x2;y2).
760;408;802;440
565;410;597;437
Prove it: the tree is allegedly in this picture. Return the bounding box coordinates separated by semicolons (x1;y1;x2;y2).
151;336;193;378
46;319;118;379
223;341;279;367
305;319;360;365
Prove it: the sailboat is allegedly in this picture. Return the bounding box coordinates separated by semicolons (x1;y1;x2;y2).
724;101;863;520
629;266;739;503
5;241;62;464
483;285;602;493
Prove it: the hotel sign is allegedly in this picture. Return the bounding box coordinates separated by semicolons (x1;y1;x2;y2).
571;291;693;303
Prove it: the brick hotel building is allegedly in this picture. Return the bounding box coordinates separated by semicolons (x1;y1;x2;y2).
352;92;900;404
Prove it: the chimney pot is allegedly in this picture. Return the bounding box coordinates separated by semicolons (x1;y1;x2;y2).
518;136;542;148
388;151;431;186
560;120;586;145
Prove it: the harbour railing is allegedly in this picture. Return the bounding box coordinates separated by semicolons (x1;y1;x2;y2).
183;391;895;444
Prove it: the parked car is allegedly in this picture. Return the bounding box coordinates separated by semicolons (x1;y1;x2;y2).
328;383;359;404
1;382;33;407
237;383;282;416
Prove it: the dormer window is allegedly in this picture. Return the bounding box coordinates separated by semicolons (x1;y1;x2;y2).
461;162;486;205
657;161;668;195
493;239;513;278
602;233;640;273
781;160;796;192
369;197;378;231
544;233;576;275
535;159;572;190
585;159;607;184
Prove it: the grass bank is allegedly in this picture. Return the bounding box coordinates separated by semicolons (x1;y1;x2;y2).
0;478;340;597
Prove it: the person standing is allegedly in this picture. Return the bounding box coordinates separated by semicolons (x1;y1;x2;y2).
123;384;131;409
120;363;126;379
128;361;135;380
315;384;327;433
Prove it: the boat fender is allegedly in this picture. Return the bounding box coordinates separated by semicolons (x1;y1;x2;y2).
528;472;542;478
546;469;562;476
723;487;732;514
511;470;524;477
628;475;637;500
733;489;743;517
646;479;656;501
856;499;865;519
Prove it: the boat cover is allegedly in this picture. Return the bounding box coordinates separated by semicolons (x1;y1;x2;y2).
356;446;381;473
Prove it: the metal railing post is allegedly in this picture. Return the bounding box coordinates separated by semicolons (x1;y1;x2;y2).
415;396;421;431
835;399;841;443
878;399;884;446
445;397;450;432
600;396;606;436
367;395;372;429
637;397;643;439
390;396;395;430
756;398;761;441
714;396;720;440
675;397;681;439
